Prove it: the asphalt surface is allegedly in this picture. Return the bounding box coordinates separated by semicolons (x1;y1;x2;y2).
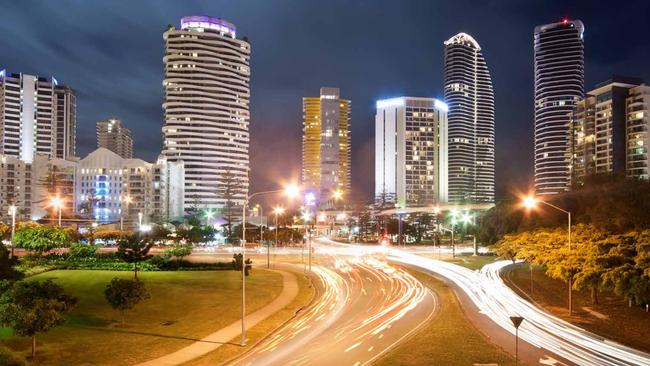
230;253;437;366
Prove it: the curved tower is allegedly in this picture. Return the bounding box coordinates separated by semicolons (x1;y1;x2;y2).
162;16;251;209
534;19;584;195
443;32;495;203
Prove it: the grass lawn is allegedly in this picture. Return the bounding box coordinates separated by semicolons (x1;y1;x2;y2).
377;269;518;366
184;270;315;365
0;269;283;366
442;253;502;270
505;264;650;353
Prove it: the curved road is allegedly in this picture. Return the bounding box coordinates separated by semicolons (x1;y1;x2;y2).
317;239;650;366
231;253;436;366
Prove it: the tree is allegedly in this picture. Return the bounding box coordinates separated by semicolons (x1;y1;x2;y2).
216;168;243;243
0;244;23;281
0;280;77;358
13;226;70;256
104;278;150;327
116;234;154;279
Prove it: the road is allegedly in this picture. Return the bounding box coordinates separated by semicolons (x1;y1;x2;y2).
317;240;650;366
230;252;437;366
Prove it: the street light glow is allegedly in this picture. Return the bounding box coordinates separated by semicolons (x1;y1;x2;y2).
302;211;311;222
50;196;63;208
284;183;301;199
522;195;537;209
273;206;285;215
462;213;472;224
332;190;343;201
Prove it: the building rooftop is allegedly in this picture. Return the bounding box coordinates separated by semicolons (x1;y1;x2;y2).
180;16;236;38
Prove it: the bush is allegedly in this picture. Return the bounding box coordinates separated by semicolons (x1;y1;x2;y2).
67;243;99;259
148;255;171;269
0;345;26;366
13;226;70;255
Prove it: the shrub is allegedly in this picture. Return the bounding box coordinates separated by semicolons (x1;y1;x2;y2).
67;243;99;259
13;226;70;255
0;345;26;366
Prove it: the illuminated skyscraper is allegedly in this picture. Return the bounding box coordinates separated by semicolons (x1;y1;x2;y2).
302;87;351;205
443;32;495;203
0;70;76;162
96;118;133;158
375;97;448;207
162;16;251;209
534;19;584;195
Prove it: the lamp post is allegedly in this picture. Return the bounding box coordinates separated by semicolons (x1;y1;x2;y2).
240;184;300;346
120;195;132;231
50;196;63;226
522;195;572;314
138;211;143;230
395;203;405;246
272;206;285;269
255;204;264;252
8;205;17;257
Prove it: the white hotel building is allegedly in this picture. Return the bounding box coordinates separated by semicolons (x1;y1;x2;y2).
76;148;184;226
375;97;448;207
162;16;251;210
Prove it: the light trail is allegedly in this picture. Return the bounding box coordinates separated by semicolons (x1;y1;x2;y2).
316;239;650;366
230;250;434;366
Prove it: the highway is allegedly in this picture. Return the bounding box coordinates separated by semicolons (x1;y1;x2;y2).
230;252;437;366
316;239;650;366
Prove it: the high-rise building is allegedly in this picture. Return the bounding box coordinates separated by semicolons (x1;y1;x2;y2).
54;86;76;160
162;16;251;210
96;118;134;158
534;19;585;195
443;32;495;203
626;85;650;179
375;97;448;207
0;155;32;221
302;87;351;205
0;70;76;162
570;77;650;183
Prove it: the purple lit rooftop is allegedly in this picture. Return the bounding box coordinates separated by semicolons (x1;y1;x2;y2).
180;16;236;38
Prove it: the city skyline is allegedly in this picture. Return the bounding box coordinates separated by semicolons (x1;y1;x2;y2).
1;1;649;200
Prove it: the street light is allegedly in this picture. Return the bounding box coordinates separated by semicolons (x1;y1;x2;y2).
121;195;132;231
395;203;405;246
138;211;143;230
240;183;301;346
50;196;63;226
8;205;17;257
522;195;573;314
272;206;285;269
254;204;264;255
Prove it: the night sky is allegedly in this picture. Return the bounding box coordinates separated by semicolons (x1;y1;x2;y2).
2;1;649;201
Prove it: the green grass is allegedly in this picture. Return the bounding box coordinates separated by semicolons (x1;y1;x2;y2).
1;269;284;365
184;271;315;365
506;264;650;353
442;254;502;270
377;269;519;366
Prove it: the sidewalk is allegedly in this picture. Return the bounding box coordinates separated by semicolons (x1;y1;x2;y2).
136;270;299;366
